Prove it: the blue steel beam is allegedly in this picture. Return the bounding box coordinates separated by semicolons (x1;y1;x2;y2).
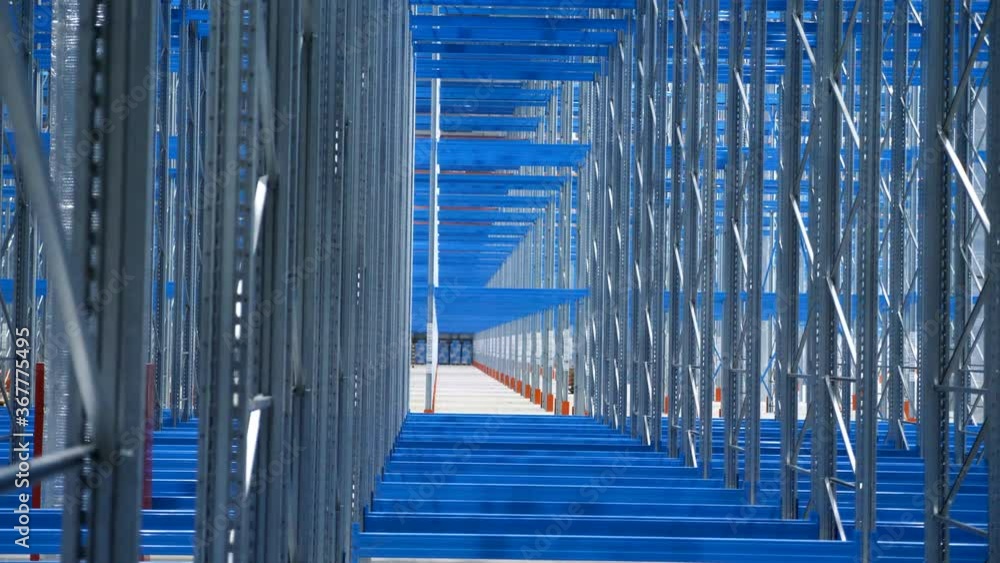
415;115;541;132
415;140;589;169
410;15;629;30
411;27;619;44
416;60;600;81
410;0;636;7
415;43;609;56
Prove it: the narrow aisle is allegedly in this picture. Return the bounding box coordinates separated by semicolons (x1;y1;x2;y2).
409;365;544;415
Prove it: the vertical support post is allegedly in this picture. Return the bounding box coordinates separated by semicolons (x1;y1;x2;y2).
76;1;157;559
812;0;843;539
557;83;573;415
984;1;1000;558
596;58;608;421
778;0;803;519
318;0;346;552
153;0;171;432
700;0;719;477
535;219;543;405
722;0;745;488
194;0;258;558
544;195;555;412
575;82;588;414
951;0;972;464
169;35;186;426
335;0;359;554
258;0;298;551
524;235;532;399
632;0;666;446
921;0;953;560
527;227;536;400
302;4;337;555
294;14;321;558
745;0;766;503
839;28;856;426
667;0;686;457
856;0;883;556
632;0;649;438
614;14;632;430
885;0;908;449
596;70;603;420
650;2;668;447
681;0;702;468
425;6;441;414
173;0;193;426
577;78;595;417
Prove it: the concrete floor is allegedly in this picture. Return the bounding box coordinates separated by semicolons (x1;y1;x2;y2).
409;364;545;414
408;363;816;420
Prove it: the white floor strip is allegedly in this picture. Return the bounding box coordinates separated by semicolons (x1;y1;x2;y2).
408;365;544;415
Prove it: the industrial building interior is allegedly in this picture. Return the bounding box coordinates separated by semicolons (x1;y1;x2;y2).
0;0;997;562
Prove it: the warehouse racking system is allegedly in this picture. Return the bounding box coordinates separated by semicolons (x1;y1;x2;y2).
0;0;996;562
